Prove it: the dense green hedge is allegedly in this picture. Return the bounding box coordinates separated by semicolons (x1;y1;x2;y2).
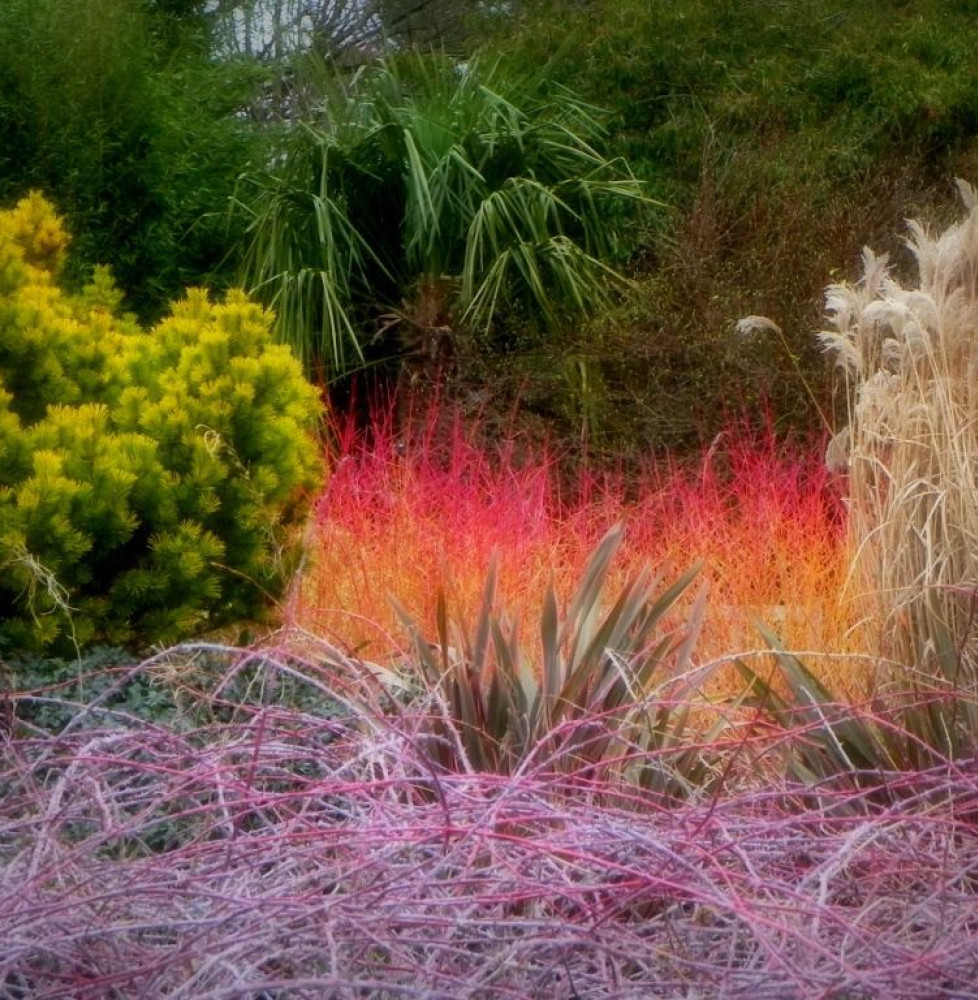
461;0;978;455
0;0;263;321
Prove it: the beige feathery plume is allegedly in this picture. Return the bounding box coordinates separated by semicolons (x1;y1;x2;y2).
819;179;978;700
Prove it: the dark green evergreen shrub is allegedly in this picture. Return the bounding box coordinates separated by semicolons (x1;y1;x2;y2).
0;193;324;654
0;0;263;322
5;644;347;734
4;645;163;732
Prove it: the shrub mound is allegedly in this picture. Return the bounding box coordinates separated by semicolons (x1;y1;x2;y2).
0;193;323;653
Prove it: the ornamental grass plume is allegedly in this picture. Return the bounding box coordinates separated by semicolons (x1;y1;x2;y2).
820;179;978;750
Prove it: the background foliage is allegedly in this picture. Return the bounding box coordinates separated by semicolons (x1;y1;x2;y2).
5;0;978;456
0;0;263;322
474;0;978;454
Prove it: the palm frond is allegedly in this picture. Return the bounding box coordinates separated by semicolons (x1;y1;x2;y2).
235;52;657;374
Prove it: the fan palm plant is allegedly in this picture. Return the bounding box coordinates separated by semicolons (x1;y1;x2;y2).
235;52;653;376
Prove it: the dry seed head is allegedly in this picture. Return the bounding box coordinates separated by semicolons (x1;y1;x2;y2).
735;314;782;338
822;178;978;689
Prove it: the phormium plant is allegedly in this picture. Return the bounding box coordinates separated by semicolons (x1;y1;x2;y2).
395;524;723;798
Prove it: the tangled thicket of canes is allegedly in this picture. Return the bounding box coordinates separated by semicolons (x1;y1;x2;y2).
2;684;978;999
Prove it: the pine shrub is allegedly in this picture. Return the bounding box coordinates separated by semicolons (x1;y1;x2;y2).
0;193;324;653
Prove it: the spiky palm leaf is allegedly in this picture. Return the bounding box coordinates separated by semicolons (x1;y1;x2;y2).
395;525;720;798
236;53;654;378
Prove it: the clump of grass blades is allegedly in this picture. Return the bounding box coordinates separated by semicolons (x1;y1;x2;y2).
820;178;978;756
735;623;978;800
395;524;727;799
3;668;978;999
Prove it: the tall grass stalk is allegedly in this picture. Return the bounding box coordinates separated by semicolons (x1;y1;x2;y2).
821;180;978;750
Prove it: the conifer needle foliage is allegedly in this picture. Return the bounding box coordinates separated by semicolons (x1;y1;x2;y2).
0;193;324;654
236;53;652;376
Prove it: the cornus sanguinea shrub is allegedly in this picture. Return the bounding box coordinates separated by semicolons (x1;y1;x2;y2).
295;402;851;693
0;193;323;653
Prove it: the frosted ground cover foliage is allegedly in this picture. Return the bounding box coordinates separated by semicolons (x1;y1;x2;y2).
2;647;978;999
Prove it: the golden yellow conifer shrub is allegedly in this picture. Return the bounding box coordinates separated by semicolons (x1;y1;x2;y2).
0;194;323;652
